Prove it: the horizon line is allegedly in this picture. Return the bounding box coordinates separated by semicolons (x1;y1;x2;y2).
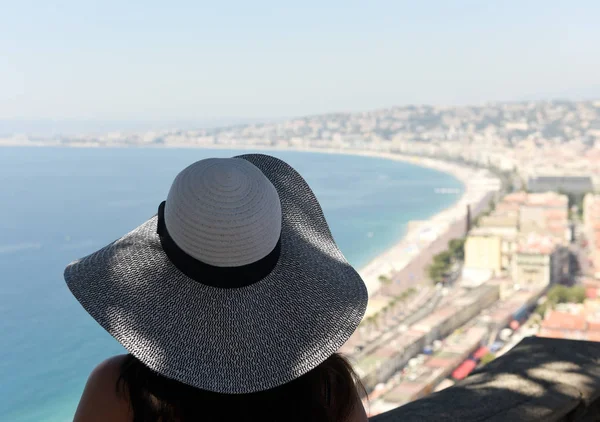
2;96;599;137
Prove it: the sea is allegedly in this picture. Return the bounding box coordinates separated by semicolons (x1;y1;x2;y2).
0;147;463;421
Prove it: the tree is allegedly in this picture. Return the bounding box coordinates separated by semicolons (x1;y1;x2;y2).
428;250;453;283
566;286;586;303
545;284;587;308
428;261;447;283
378;275;392;285
433;250;452;266
448;238;466;261
547;284;568;304
365;316;377;337
382;306;390;325
389;298;400;317
535;302;548;317
399;291;408;301
372;315;380;331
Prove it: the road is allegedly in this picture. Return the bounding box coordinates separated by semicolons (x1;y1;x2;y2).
353;289;444;361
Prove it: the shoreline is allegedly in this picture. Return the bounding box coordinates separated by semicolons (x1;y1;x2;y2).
284;148;500;297
2;142;501;299
157;144;501;297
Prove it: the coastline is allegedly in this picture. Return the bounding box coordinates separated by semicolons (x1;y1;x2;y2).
344;150;499;296
227;146;500;297
3;142;501;299
161;144;501;297
282;148;500;297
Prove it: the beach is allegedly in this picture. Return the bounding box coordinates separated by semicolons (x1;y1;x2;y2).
344;151;501;298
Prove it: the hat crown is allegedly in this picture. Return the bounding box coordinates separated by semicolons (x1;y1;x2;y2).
164;158;282;267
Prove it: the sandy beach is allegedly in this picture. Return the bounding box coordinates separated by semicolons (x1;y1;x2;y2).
338;151;501;297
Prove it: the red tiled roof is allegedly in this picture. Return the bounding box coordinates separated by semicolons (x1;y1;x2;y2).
538;328;567;339
542;311;587;331
587;320;600;332
585;332;600;342
503;192;528;203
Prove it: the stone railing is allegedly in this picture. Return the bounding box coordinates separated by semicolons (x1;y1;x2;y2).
370;337;600;421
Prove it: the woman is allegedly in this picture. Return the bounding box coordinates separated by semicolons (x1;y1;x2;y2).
65;154;369;421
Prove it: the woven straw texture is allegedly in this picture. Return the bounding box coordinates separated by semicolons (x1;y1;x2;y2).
64;154;368;394
165;157;282;267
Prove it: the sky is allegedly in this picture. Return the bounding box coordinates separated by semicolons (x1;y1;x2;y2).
2;0;600;130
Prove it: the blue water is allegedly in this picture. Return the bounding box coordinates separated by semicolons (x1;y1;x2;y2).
0;147;462;421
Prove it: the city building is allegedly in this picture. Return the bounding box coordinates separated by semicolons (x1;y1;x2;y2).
463;191;570;287
512;234;569;288
538;300;600;341
519;192;570;243
462;233;502;283
476;211;519;236
527;175;594;194
583;194;600;278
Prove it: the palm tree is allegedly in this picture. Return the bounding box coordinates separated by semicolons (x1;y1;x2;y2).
372;314;380;336
391;298;402;320
388;298;397;320
378;275;392;287
365;316;376;341
381;306;390;328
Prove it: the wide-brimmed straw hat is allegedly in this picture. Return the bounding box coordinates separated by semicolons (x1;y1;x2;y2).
64;153;368;394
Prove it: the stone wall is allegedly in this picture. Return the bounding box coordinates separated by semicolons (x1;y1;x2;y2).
370;337;600;422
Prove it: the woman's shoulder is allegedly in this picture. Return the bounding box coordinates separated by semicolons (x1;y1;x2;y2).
73;355;132;422
90;354;128;379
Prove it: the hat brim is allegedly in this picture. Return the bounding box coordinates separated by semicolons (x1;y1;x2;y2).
64;153;368;394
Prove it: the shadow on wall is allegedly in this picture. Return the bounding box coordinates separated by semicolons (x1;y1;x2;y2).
370;337;600;422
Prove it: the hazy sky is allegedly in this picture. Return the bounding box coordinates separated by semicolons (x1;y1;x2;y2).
2;0;599;123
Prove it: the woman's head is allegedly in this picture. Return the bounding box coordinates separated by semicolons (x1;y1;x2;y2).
118;352;367;422
65;155;368;418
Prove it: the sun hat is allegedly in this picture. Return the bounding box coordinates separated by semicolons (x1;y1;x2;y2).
64;153;368;394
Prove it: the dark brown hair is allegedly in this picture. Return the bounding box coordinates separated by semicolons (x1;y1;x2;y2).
117;353;366;422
